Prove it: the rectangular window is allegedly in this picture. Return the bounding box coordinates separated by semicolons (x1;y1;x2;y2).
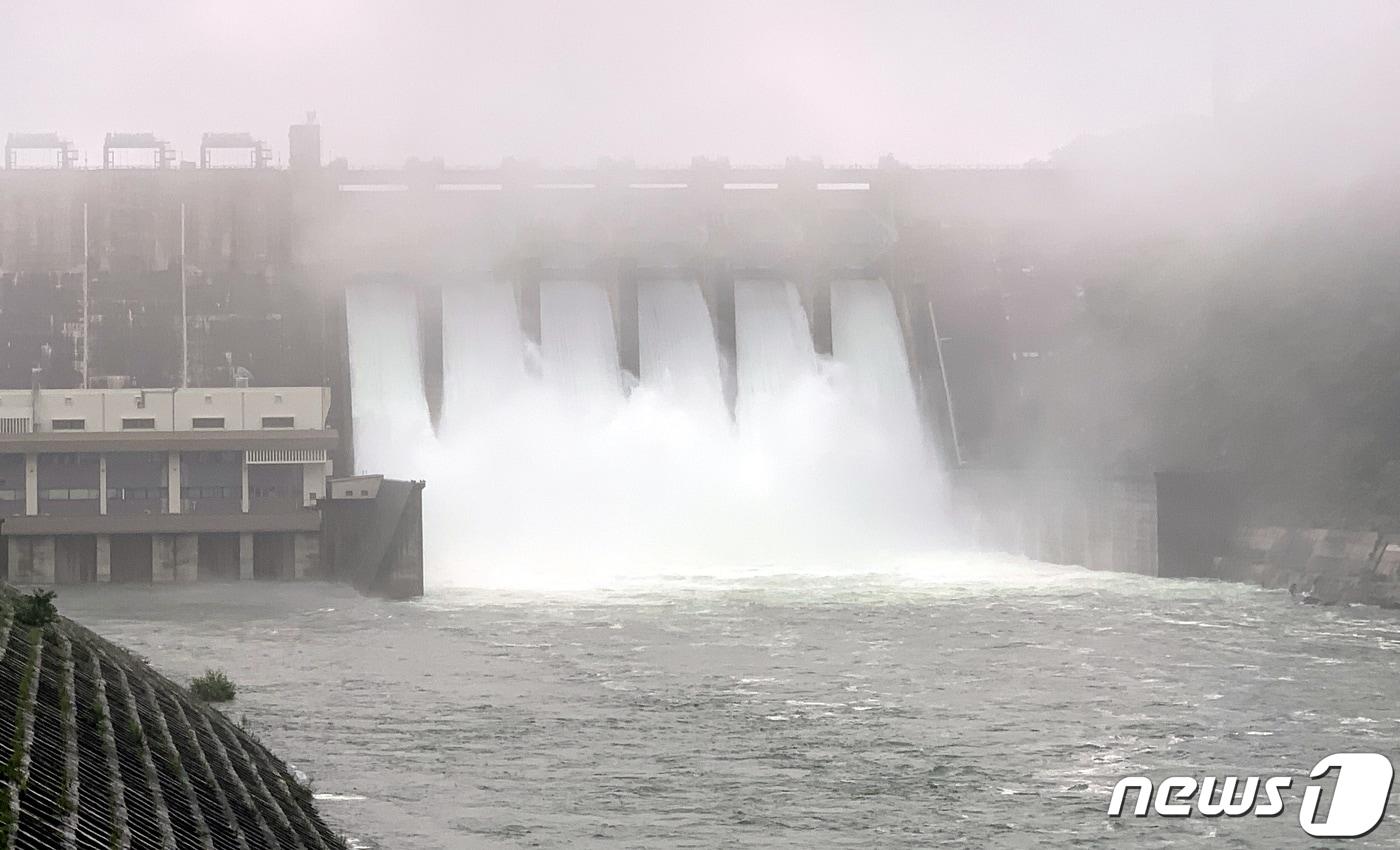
261;416;295;429
41;488;98;501
114;487;168;501
50;419;85;431
122;417;156;430
181;486;239;500
192;417;225;429
0;489;18;501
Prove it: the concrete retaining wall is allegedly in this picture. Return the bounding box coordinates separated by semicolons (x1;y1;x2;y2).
952;469;1159;576
1216;526;1400;605
954;469;1400;607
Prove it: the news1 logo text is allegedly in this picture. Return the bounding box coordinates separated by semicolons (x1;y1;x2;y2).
1107;753;1395;838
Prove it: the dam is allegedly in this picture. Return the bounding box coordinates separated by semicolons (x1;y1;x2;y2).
1;118;1160;585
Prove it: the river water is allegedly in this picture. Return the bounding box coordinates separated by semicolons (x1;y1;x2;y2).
56;554;1400;848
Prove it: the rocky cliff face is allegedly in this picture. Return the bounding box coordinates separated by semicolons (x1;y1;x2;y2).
0;587;346;849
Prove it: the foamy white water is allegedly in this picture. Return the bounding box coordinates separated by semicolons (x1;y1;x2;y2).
439;281;527;440
345;283;436;479
351;278;951;588
638;279;727;425
540;280;623;407
831;279;921;430
734;279;821;440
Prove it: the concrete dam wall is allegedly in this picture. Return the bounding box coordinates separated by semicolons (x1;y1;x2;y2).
0;124;1081;480
956;469;1400;607
7;122;1211;586
952;469;1160;576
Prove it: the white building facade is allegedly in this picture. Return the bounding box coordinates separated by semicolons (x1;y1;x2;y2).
0;386;336;583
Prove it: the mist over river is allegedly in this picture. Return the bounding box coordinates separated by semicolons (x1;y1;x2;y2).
57;557;1400;848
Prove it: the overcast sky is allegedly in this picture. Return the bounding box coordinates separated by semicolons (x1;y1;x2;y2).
2;0;1397;167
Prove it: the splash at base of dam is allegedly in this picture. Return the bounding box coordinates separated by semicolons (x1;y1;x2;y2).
347;278;950;587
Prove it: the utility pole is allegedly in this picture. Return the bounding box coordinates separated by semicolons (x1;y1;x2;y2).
180;202;188;388
81;202;89;388
928;300;965;466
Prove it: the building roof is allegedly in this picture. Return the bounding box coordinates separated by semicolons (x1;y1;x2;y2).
0;387;334;449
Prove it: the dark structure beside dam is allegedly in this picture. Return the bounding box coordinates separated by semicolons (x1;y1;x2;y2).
0;586;345;848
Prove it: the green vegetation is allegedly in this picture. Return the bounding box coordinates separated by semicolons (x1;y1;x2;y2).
190;669;237;703
13;591;58;629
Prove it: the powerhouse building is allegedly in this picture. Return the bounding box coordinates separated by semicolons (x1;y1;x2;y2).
0;385;334;582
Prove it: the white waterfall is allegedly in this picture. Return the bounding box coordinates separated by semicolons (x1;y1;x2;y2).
439;281;527;441
734;279;821;439
539;280;623;408
830;279;923;444
348;277;950;588
637;279;727;425
345;283;435;480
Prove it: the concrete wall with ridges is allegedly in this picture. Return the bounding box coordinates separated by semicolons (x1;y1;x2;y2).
953;470;1158;576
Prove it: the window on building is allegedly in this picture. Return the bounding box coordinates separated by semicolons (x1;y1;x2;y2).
122;417;156;430
50;419;85;431
46;453;97;466
261;416;295;429
181;485;239;500
111;486;168;501
39;488;97;501
192;417;225;429
0;489;19;501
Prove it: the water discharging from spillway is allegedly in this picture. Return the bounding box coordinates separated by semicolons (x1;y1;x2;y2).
345;284;436;480
347;278;950;588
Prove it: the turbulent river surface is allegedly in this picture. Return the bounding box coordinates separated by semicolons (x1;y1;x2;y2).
56;554;1400;848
